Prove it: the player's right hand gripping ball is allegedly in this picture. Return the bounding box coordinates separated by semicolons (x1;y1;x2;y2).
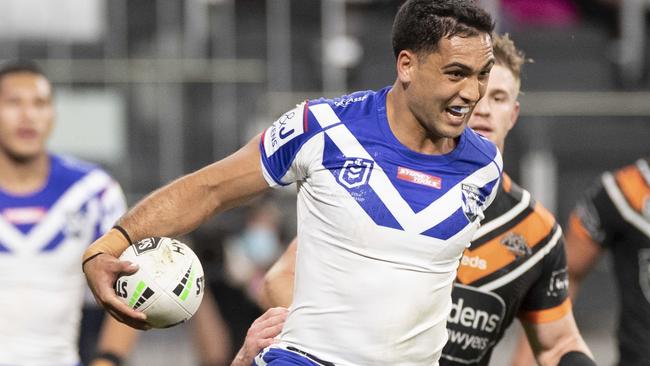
115;237;205;328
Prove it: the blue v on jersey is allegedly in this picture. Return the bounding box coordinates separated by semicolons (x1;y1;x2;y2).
258;87;502;366
0;155;126;366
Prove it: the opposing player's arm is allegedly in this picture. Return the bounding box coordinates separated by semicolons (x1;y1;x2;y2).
520;312;595;366
564;212;603;299
260;238;297;309
83;135;271;329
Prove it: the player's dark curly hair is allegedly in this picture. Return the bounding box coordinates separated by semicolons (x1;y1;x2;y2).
392;0;494;59
0;60;47;85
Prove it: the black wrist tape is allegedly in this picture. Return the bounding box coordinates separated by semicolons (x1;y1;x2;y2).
112;224;133;244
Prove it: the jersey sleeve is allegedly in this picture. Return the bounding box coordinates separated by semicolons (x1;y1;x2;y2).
259;102;318;187
518;229;572;324
571;177;622;248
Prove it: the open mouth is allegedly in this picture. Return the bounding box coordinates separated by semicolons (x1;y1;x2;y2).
446;106;470;119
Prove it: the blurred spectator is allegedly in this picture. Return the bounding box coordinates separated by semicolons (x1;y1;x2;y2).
223;199;283;303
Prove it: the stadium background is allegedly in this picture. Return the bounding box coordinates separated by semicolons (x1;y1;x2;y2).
2;0;648;364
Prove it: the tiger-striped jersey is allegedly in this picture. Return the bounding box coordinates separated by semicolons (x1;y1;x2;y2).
441;173;570;365
0;154;126;366
570;158;650;366
258;87;502;366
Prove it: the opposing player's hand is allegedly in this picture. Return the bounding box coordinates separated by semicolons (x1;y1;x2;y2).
83;253;150;330
230;307;289;366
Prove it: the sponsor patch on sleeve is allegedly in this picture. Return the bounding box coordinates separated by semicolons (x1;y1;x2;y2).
263;103;305;157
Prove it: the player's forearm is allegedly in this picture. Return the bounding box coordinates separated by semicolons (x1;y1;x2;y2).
535;332;593;366
90;316;139;366
117;168;221;243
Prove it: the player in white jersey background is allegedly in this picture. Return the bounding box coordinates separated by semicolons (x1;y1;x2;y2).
0;60;135;366
81;1;501;365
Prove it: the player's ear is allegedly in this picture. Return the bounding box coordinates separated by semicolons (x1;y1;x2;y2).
508;100;520;131
396;50;416;84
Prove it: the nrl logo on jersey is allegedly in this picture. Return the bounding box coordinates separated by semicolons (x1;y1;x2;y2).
639;249;650;304
461;183;484;222
501;232;531;257
338;158;374;189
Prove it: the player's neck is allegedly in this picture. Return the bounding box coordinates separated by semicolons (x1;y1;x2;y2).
0;152;50;195
386;85;457;155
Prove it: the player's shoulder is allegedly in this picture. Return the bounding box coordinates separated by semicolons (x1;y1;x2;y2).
518;188;558;240
501;175;557;233
323;89;379;116
465;128;500;158
261;89;383;157
609;158;650;187
307;88;381;127
51;153;112;181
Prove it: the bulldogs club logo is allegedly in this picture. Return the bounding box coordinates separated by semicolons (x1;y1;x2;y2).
337;158;374;189
639;249;650;304
461;183;484;222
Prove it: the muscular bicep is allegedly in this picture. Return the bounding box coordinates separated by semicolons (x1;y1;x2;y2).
120;135;271;242
197;135;272;213
521;312;592;366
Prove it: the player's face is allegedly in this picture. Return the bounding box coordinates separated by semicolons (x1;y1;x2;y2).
400;33;494;139
468;64;520;152
0;72;54;162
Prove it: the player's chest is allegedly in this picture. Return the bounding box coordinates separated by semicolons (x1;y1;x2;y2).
0;200;100;254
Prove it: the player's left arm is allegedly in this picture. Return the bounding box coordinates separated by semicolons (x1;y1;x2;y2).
510;203;595;366
520;312;595;366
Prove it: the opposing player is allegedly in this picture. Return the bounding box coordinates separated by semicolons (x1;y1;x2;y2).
561;157;650;365
0;60;134;365
83;1;502;364
261;34;596;366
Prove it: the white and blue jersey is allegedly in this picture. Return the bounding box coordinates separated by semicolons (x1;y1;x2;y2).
258;87;502;366
0;154;126;366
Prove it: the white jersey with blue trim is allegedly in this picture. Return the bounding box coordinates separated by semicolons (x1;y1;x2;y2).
260;87;502;366
0;154;126;366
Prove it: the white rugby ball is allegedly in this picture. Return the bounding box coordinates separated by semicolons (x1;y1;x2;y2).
115;237;205;328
